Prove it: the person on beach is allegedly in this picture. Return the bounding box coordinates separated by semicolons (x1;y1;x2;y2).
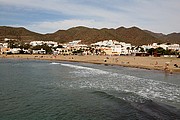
164;62;169;71
164;62;173;74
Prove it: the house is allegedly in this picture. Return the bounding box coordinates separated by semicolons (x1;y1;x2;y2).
32;48;46;54
56;48;72;55
102;47;113;55
111;44;122;55
30;41;43;46
150;43;180;51
44;41;58;47
1;48;11;54
168;44;179;51
91;40;132;55
10;48;21;54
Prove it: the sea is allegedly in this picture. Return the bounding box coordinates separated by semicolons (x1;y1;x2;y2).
0;58;180;120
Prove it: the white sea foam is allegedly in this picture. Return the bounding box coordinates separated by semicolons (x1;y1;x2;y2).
55;63;180;104
72;73;180;104
60;63;109;76
50;62;60;65
112;74;180;103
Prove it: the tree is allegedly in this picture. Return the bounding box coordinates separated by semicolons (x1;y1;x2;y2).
147;48;155;55
127;47;130;54
156;47;165;55
7;40;15;48
140;47;145;52
32;45;42;50
32;44;52;54
72;49;84;55
56;45;63;48
131;47;135;51
135;46;140;51
42;44;52;54
19;43;31;49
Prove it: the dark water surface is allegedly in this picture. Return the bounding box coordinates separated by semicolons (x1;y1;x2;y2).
0;58;180;120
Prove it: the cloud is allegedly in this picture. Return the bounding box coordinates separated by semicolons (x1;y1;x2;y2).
0;0;117;19
0;0;180;34
25;19;121;33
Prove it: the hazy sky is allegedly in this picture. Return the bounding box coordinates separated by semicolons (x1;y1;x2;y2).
0;0;180;34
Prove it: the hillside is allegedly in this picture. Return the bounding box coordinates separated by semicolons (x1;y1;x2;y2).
144;30;165;38
0;26;43;42
161;33;180;44
44;26;162;45
144;30;180;44
0;26;180;45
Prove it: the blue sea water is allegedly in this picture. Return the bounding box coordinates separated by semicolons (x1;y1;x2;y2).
0;58;180;120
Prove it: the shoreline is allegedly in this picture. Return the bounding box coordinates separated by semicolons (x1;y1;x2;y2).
1;54;180;73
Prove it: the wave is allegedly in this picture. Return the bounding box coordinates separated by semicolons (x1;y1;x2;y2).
60;63;109;75
107;73;180;104
50;62;60;65
58;72;180;106
55;63;180;108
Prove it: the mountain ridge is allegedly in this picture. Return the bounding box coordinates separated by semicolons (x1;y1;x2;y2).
0;26;180;45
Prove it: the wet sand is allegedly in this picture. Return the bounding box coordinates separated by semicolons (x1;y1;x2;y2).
1;54;180;73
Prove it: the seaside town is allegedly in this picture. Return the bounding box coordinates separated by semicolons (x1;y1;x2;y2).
0;38;180;57
1;38;180;74
1;1;180;119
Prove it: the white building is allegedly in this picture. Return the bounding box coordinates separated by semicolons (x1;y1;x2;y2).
0;43;3;48
32;48;46;54
68;40;81;46
148;43;180;51
44;41;58;47
2;43;8;48
10;48;21;54
30;41;43;46
112;44;122;55
4;38;17;42
93;40;117;47
168;44;179;51
30;41;58;47
92;40;132;55
141;44;151;50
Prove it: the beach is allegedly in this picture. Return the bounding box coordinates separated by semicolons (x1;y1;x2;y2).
1;54;180;73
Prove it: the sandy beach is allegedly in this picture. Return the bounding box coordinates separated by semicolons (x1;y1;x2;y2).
1;54;180;73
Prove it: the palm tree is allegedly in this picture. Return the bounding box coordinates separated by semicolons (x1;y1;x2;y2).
131;47;135;51
126;47;130;54
135;46;140;52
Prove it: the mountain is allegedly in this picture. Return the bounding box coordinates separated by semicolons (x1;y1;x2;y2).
43;26;161;45
144;30;165;38
161;33;180;44
44;26;120;44
0;26;43;42
144;30;180;44
0;26;180;45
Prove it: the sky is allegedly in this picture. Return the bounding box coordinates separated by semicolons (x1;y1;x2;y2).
0;0;180;34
